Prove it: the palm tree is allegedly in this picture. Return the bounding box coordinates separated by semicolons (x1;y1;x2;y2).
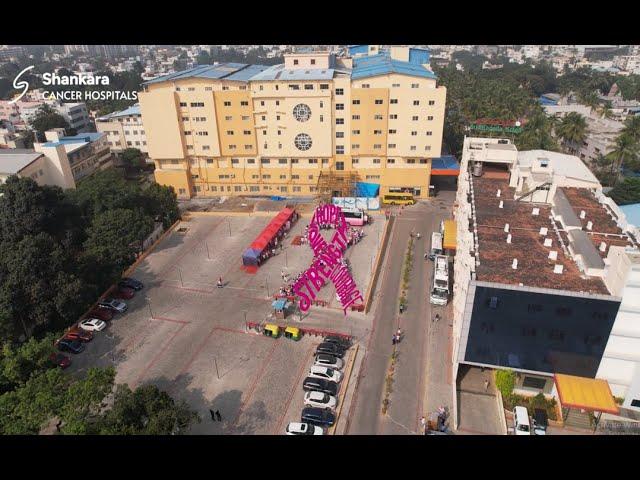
609;133;640;186
621;115;640;143
555;112;588;154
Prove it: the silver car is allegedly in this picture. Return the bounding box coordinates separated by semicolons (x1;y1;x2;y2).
98;298;127;313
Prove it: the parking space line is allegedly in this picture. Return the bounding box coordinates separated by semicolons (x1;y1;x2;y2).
231;340;280;428
132;322;188;388
330;344;359;435
150;315;190;325
273;344;316;435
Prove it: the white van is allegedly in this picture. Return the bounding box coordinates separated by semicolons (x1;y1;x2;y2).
428;232;443;260
513;406;531;435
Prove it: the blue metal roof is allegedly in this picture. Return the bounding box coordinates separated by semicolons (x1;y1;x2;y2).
349;45;369;56
408;48;430;66
351;52;436;80
42;132;105;147
248;64;335;81
99;104;140;120
144;63;267;84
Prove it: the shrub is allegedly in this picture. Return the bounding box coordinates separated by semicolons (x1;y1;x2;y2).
495;369;516;398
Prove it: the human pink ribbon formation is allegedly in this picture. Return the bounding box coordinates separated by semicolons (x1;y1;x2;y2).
293;204;364;315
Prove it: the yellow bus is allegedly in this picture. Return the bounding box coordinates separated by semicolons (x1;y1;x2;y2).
382;192;416;206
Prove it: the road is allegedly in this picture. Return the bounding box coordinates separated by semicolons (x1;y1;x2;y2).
346;192;455;435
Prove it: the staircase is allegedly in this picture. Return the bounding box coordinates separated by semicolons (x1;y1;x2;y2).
563;408;593;431
515;182;552;201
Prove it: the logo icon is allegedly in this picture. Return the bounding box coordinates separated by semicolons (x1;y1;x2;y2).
10;65;35;104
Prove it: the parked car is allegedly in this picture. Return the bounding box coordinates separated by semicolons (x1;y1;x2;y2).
513;406;531;435
532;408;548;435
113;287;135;300
87;307;113;321
79;318;107;332
324;335;351;349
302;377;338;396
304;391;337;410
301;407;336;427
309;365;343;383
63;329;93;343
314;354;344;370
285;422;323;435
98;298;127;313
49;352;71;369
118;277;144;291
57;339;85;354
315;342;345;358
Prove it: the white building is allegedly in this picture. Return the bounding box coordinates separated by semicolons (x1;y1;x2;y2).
95;104;148;154
453;137;640;418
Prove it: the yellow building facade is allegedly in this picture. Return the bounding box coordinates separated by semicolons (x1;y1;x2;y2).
139;46;447;200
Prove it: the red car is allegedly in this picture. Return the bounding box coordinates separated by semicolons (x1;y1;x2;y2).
63;328;93;343
112;287;135;300
49;352;71;369
87;307;113;321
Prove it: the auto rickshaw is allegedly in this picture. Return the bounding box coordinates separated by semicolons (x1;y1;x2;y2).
284;326;301;341
263;323;281;338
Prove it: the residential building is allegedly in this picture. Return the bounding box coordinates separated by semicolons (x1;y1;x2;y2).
0;148;74;188
453;137;640;413
0;98;92;133
0;121;26;149
0;46;25;62
95;104;148;154
139;46;446;199
33;129;112;183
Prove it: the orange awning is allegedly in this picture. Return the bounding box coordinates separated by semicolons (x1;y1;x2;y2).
554;374;619;414
443;219;457;250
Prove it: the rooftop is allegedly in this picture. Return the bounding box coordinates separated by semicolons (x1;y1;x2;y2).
0;149;43;174
471;175;610;295
41;132;105;153
517;150;600;185
351;52;436;80
144;63;270;85
97;104;141;120
249;64;336;81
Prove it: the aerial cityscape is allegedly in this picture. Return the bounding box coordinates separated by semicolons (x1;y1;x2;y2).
1;44;640;436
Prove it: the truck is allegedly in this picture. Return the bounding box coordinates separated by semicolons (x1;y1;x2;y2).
430;254;450;306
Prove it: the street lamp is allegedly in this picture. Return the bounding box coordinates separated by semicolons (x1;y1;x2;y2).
145;297;154;319
213;357;220;380
177;266;184;287
205;241;211;260
227;218;231;237
265;277;270;297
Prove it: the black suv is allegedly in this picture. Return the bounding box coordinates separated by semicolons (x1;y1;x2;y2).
303;377;338;396
57;338;85;354
118;277;144;291
316;342;345;358
324;335;351;349
301;407;336;427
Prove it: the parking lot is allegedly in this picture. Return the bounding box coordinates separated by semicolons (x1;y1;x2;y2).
68;211;381;434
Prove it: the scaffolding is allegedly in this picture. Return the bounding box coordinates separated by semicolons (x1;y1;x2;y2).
316;170;358;202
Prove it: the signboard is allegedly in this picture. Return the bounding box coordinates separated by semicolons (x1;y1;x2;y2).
293;204;364;315
469;118;523;134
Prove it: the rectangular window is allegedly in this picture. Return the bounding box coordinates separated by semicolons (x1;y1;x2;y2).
411;83;419;88
374;114;383;120
278;159;287;164
291;159;299;164
182;117;189;121
410;146;416;151
241;101;249;106
228;145;236;150
336;118;344;125
427;115;434;121
225;116;232;121
262;174;271;179
522;376;547;390
352;158;359;164
289;84;300;90
392;83;400;88
280;174;287;179
260;101;265;106
202;145;210;150
184;131;192;135
429;100;435;106
308;159;318;164
425;146;431;151
261;159;270;164
375;99;383;105
389;129;396;134
308;175;314;180
223;101;231;107
336;132;344;138
373;144;382;149
361;84;370;88
292;174;300;180
336;104;344;110
226;130;234;135
419;159;428;164
336;88;344;95
304;84;314;90
205;86;213;91
374;130;382;135
352;130;360;135
207;159;214;164
320;115;323;122
352;115;360;120
352;144;360;149
244;130;251;135
293;186;301;192
320;83;329;90
231;158;239;164
388;144;396;148
426;131;433;136
179;102;187;107
411;131;417;136
413;100;420;106
389;114;398;120
336;145;344;154
390;99;398;104
412;116;419;121
352;100;360;105
247;159;255;164
388;158;395;164
373;158;380;164
407;159;416;164
277;130;281;136
190;102;204;107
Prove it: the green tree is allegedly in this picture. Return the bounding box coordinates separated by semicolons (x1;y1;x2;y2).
29;104;73;141
495;369;516;399
84;208;154;281
142;183;180;229
516;110;558;151
68;169;140;218
90;383;199;435
0;333;57;393
609;133;639;185
608;177;640;205
121;148;145;172
555;112;588;154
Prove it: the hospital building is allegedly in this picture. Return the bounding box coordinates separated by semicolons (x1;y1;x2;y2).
138;45;448;200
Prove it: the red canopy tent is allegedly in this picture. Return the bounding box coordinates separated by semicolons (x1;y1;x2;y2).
242;207;295;267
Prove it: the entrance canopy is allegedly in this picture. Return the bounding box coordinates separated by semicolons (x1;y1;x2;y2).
554;374;619;414
431;155;460;176
443;219;457;250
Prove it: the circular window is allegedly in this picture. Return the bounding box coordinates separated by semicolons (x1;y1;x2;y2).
293;103;312;122
294;133;312;151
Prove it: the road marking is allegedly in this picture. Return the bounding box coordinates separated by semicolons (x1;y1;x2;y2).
132;322;188;388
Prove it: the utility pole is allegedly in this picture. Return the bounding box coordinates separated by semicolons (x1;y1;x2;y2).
285;249;288;267
146;297;154;319
205;241;210;260
178;267;184;287
265;277;270;297
227;218;231;237
214;357;219;380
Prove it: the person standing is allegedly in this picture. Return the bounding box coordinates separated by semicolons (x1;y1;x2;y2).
210;409;216;421
217;277;223;288
484;379;490;391
420;416;427;434
215;410;222;422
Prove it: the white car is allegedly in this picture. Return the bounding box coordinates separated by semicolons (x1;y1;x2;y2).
314;354;344;370
79;318;107;332
309;365;342;383
285;422;324;435
304;391;337;410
